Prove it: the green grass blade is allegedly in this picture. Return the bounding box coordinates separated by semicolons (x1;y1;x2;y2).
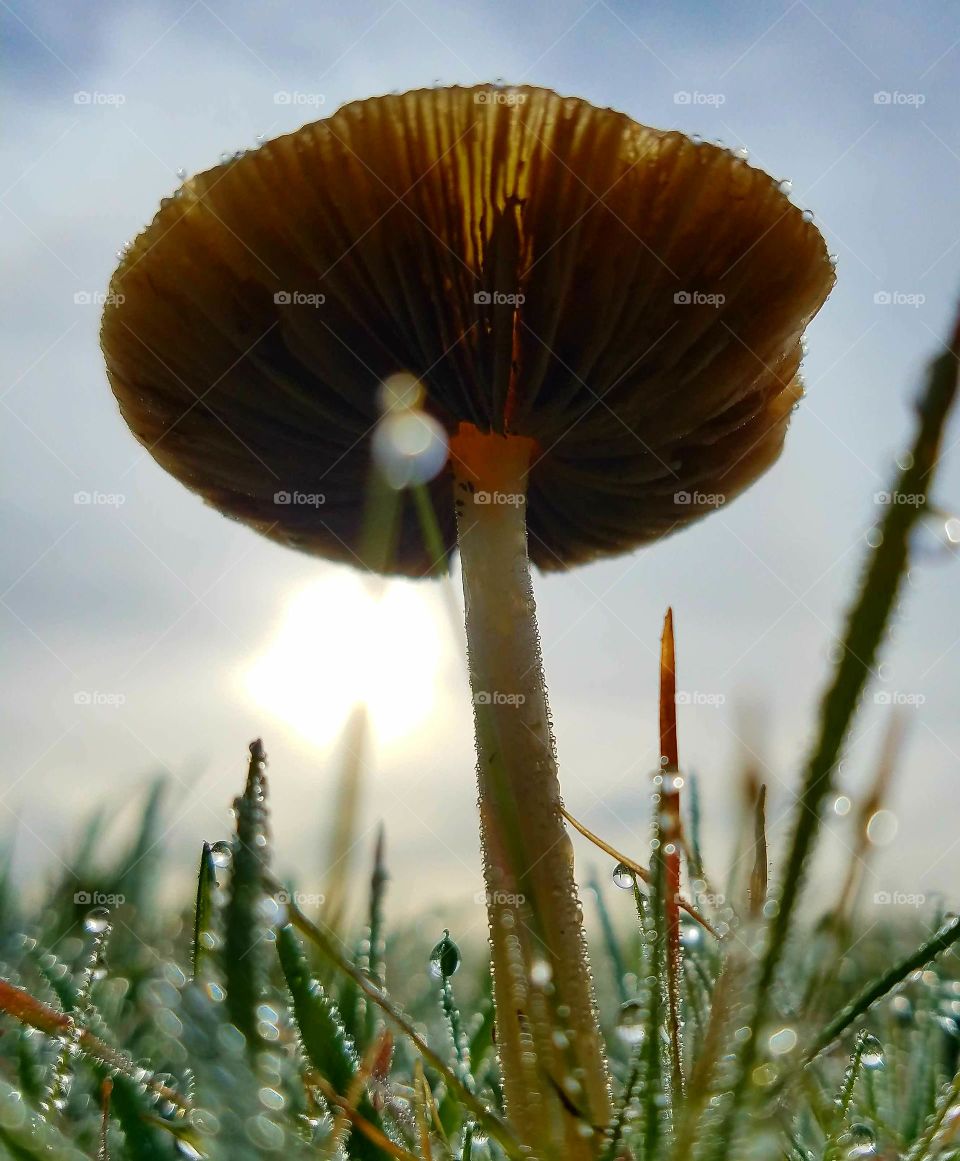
803;915;960;1066
713;316;960;1157
223;739;272;1049
191;841;217;982
277;923;359;1094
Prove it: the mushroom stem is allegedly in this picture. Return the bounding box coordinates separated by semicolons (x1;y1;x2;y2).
451;424;611;1155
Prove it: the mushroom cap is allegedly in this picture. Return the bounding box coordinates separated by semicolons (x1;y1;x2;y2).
101;84;834;576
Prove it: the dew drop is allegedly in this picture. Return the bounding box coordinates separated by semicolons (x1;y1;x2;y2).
612;862;635;890
801;209;815;222
843;1122;878;1158
866;809;898;846
858;1032;884;1069
778;178;793;194
83;908;111;935
429;930;461;979
912;510;960;561
209;841;232;867
530;959;552;987
616;998;646;1044
768;1026;797;1055
833;795;852;817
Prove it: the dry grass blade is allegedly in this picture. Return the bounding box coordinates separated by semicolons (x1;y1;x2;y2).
0;979;190;1112
559;805;720;937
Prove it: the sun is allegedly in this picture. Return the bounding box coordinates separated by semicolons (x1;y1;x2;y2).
242;571;450;748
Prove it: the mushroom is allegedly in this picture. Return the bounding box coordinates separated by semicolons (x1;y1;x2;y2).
100;84;834;1154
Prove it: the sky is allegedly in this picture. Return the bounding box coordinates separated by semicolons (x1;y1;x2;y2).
2;0;960;948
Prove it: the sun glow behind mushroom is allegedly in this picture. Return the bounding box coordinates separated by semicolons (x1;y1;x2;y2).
242;572;447;748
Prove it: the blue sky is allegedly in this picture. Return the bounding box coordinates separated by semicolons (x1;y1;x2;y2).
2;0;960;938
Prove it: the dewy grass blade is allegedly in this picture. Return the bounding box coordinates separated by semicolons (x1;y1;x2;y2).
749;784;768;919
713;311;960;1156
658;609;684;1101
281;893;523;1159
223;739;272;1050
802;914;960;1067
191;841;217;983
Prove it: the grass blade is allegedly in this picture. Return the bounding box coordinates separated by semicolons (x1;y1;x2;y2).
713;309;960;1157
191;841;217;982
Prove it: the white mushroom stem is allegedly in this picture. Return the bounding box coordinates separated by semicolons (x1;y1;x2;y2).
451;426;611;1156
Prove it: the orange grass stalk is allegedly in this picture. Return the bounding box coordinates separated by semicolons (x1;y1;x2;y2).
659;608;684;1099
